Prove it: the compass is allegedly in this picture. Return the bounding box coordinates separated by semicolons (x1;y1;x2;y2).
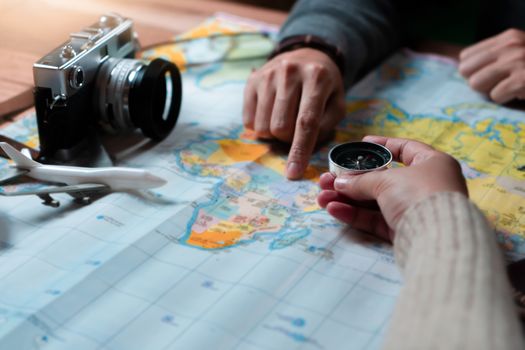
328;141;393;176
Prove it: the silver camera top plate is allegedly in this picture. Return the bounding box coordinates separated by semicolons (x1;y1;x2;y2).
33;13;138;101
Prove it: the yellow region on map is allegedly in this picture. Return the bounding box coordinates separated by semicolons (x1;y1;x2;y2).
140;19;238;69
141;16;272;73
339;99;525;250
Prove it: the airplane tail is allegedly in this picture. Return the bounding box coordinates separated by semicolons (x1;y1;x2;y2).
0;142;41;168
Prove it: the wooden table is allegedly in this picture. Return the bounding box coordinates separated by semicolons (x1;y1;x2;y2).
0;0;287;117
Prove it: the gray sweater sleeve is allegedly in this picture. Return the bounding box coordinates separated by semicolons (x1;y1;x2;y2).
279;0;401;88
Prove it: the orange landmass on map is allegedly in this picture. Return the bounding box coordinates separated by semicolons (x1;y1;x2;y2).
188;221;248;249
187;215;279;249
143;48;187;71
181;19;236;39
208;140;269;164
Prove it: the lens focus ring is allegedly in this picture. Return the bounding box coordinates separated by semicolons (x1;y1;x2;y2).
96;58;145;133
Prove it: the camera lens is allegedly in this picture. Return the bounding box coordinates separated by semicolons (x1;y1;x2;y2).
129;58;182;140
96;57;182;140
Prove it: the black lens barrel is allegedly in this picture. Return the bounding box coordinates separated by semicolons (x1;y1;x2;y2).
130;58;182;141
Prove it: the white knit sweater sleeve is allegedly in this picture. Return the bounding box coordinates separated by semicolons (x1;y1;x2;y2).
382;192;524;350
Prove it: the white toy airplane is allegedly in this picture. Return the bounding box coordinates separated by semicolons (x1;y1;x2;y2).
0;142;167;208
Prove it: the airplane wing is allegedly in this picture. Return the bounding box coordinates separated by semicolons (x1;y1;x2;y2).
0;168;29;185
0;183;110;196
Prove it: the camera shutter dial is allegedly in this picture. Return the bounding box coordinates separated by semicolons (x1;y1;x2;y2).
60;44;77;59
99;14;123;29
69;66;85;89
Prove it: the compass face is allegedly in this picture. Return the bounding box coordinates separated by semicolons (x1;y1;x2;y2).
328;142;393;175
334;149;385;170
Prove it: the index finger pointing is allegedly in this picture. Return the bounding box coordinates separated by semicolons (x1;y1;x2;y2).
286;86;329;179
242;77;257;129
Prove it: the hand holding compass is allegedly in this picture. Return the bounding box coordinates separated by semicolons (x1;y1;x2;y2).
318;136;468;241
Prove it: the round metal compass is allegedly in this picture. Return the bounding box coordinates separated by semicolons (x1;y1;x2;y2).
328;141;393;176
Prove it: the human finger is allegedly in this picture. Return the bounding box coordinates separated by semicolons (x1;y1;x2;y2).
319;172;336;190
458;50;497;78
269;76;301;142
242;75;257;129
333;170;386;202
362;135;435;166
459;29;525;61
468;61;511;93
459;36;501;61
317;189;349;208
317;90;345;142
490;73;525;104
286;81;329;179
253;78;276;139
326;201;391;241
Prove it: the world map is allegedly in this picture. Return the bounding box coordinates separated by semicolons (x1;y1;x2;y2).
0;13;522;350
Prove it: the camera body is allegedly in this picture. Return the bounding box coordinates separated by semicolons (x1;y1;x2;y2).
33;13;182;163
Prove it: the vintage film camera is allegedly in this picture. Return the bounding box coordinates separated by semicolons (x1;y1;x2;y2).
33;13;182;164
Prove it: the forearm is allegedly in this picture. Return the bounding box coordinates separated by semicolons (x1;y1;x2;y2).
279;0;401;88
384;192;524;350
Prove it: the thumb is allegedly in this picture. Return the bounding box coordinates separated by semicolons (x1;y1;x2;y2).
333;171;387;202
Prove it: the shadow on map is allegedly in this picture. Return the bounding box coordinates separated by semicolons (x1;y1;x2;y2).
0;213;13;251
25;189;180;225
123;189;182;206
340;225;391;247
102;132;158;164
24;194;108;224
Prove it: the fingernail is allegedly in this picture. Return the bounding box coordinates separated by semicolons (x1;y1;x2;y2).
334;177;350;190
287;162;304;179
